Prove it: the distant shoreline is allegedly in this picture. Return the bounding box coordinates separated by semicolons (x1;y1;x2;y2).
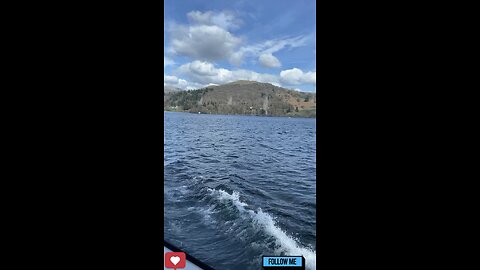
163;110;316;119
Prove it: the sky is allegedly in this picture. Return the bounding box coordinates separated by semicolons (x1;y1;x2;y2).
164;0;316;92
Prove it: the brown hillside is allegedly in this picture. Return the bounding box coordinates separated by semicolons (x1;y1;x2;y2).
164;80;316;117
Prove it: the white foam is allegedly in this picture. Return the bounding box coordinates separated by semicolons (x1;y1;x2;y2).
215;189;248;209
254;209;316;270
209;188;317;270
188;205;217;225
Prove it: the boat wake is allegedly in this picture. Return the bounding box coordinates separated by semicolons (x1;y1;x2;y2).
208;188;317;270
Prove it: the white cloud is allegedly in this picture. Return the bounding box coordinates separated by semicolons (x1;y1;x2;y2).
168;24;242;62
171;62;316;89
280;68;316;85
166;11;314;70
231;34;312;66
188;61;218;76
259;53;281;68
164;74;204;90
176;61;280;86
187;10;242;30
229;51;245;66
262;35;312;55
174;61;317;88
164;75;179;85
164;75;188;88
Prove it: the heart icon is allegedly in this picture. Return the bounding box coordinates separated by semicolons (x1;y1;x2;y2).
170;256;181;265
165;251;185;269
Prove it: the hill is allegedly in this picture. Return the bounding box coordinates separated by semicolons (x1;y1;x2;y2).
164;85;183;93
164;80;316;118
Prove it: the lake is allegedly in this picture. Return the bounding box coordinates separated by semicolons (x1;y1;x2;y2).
164;112;316;270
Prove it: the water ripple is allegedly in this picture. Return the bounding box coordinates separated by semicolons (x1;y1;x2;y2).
164;112;316;270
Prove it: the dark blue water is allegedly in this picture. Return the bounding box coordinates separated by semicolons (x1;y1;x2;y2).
164;112;316;270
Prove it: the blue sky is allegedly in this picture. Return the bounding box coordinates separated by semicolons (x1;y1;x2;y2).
164;0;316;92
